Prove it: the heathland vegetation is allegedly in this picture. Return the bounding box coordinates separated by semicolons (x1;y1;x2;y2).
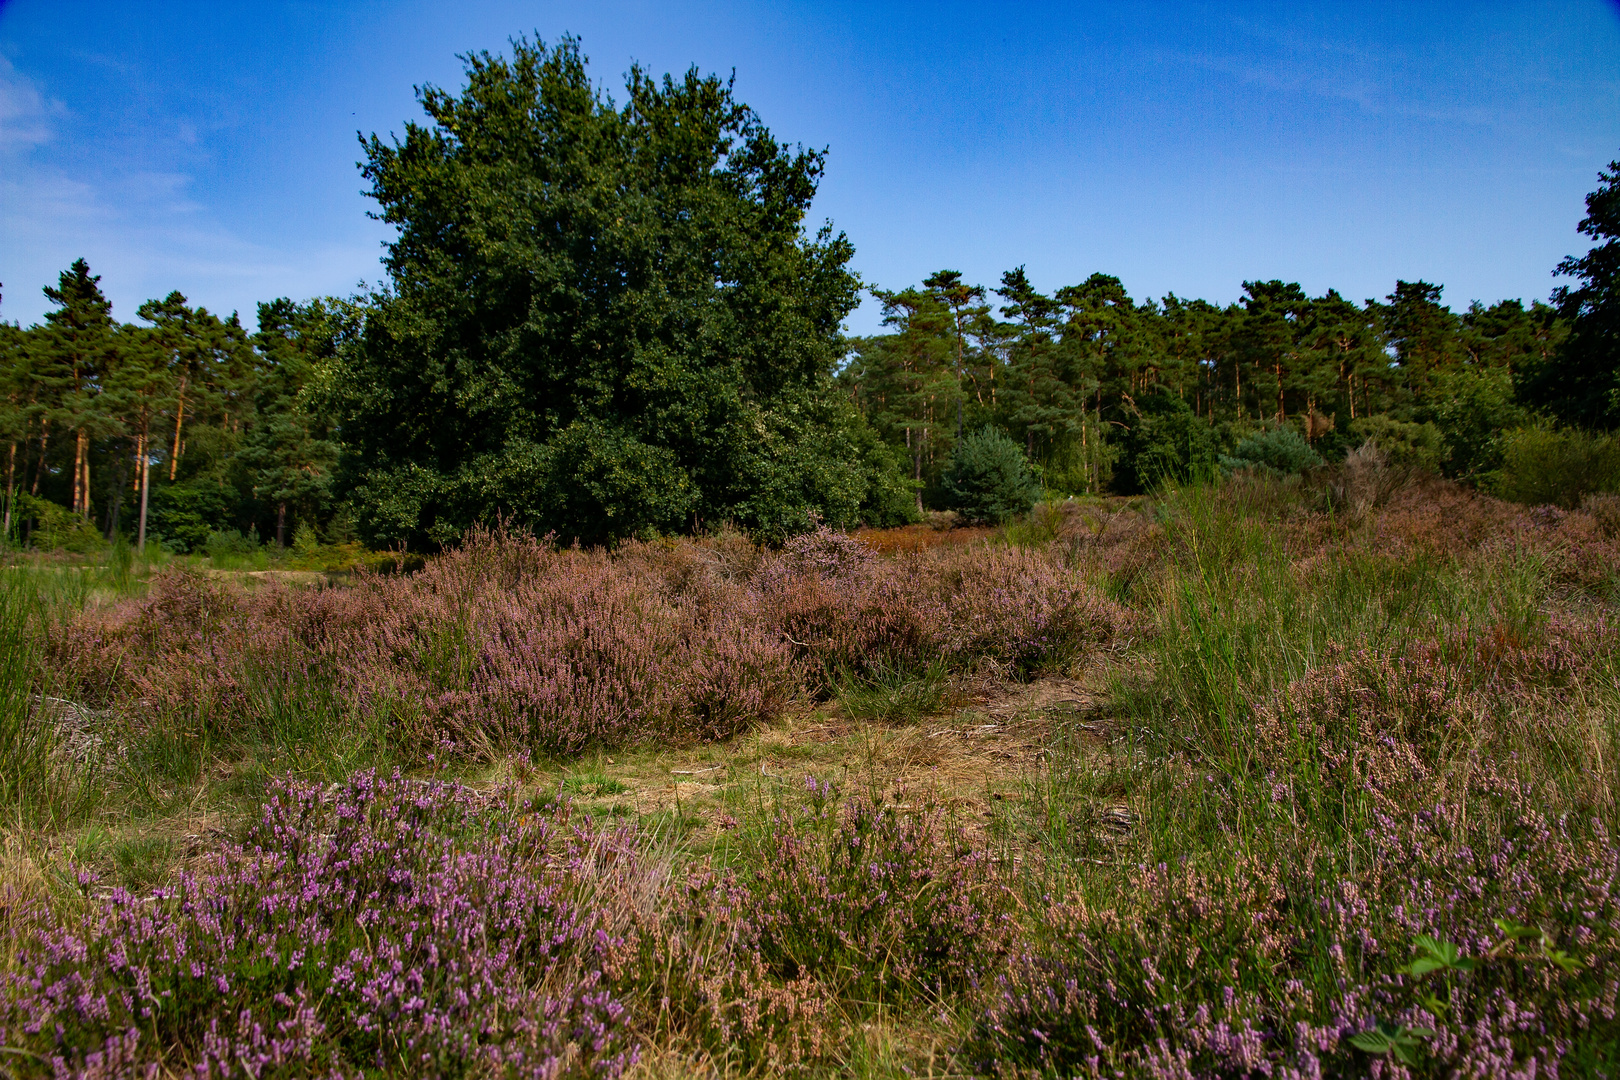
2;35;1619;1079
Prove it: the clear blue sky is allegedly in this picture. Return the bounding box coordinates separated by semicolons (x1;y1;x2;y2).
2;1;1617;335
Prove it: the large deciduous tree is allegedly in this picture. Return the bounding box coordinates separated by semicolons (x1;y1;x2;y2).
331;36;887;545
1525;157;1620;429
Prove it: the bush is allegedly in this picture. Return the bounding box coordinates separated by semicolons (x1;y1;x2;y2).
10;493;103;553
1494;425;1620;508
940;426;1041;525
292;520;320;555
1429;365;1527;479
203;528;258;559
1346;415;1446;472
148;480;234;553
1112;392;1220;494
1220;424;1322;475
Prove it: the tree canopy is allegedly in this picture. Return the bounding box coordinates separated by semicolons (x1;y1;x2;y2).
328;36;895;545
1527;157;1620;429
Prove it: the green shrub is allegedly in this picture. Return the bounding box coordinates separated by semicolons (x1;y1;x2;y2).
940;426;1042;525
204;529;258;558
1494;426;1620;508
292;521;320;555
149;480;234;553
1345;415;1446;471
1429;365;1527;479
1113;392;1220;494
322;504;358;545
12;493;104;553
1220;425;1322;475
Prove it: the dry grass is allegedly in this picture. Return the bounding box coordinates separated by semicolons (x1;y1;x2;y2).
850;523;994;555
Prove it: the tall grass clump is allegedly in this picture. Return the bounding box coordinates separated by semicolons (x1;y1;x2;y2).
969;479;1620;1076
0;575;51;814
0;572;102;827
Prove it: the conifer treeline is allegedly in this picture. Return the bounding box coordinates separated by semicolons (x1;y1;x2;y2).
841;272;1568;501
0;261;346;551
0;258;1593;551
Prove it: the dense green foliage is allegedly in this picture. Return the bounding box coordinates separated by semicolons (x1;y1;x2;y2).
841;265;1590;500
1525;157;1620;429
940;425;1041;524
328;37;898;546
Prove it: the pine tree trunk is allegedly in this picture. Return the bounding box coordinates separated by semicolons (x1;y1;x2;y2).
170;378;187;481
912;436;924;516
138;445;151;553
3;441;14;541
276;501;287;548
31;423;48;495
81;440;92;520
72;429;89;517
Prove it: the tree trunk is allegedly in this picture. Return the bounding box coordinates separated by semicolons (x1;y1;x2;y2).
3;441;14;540
137;443;151;553
169;377;187;481
72;429;92;517
276;501;287;547
31;423;48;495
913;436;924;516
71;431;82;515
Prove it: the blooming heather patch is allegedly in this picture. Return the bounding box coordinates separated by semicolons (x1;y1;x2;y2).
2;770;637;1078
50;528;1127;759
969;775;1620;1077
754;528;1130;685
629;779;1015;1069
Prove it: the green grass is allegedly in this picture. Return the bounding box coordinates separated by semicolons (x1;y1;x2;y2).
562;771;630;797
834;657;953;724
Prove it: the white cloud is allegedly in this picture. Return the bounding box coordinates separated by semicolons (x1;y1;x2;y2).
0;58;385;328
0;55;65;152
1;159;384;325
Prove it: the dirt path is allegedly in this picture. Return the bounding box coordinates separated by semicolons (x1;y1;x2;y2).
577;668;1121;851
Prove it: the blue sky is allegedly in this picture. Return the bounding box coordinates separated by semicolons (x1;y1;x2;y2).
1;1;1617;335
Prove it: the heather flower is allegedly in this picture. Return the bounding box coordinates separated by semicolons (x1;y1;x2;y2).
3;770;637;1078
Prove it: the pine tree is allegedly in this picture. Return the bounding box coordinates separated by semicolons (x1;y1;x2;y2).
243;298;343;545
40;260;118;519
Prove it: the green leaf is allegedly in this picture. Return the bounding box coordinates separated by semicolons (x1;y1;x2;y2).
1545;948;1582;973
1349;1031;1394;1054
